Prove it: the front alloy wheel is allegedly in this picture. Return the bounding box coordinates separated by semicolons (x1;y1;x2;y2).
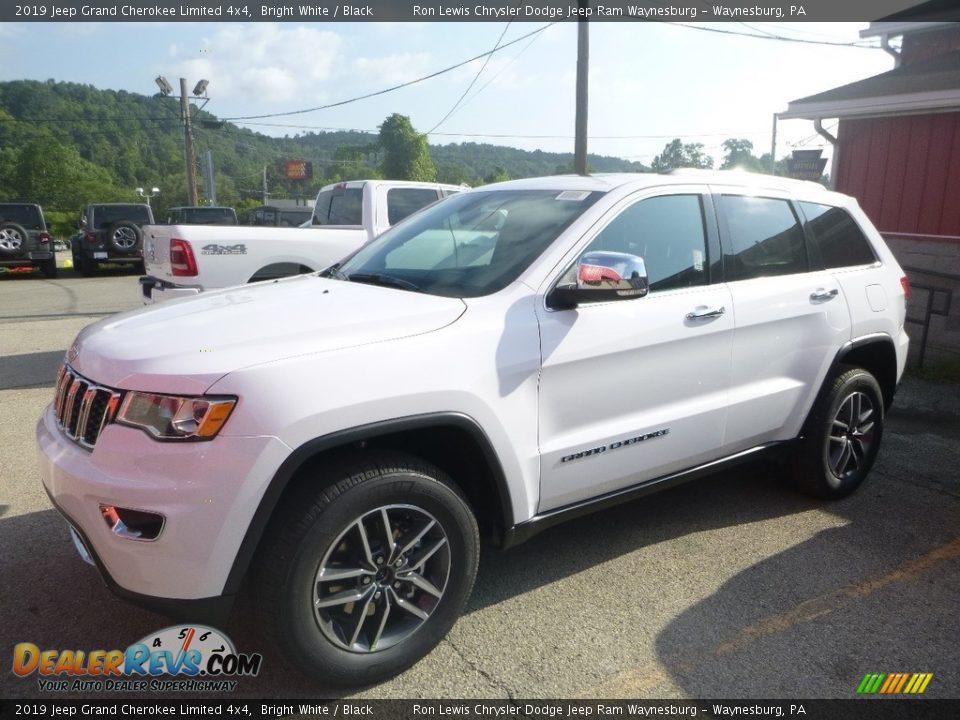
255;452;479;686
314;504;450;653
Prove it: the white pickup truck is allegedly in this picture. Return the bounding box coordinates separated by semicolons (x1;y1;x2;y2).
139;179;463;303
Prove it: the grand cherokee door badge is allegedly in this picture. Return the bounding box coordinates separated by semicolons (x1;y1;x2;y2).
561;428;670;463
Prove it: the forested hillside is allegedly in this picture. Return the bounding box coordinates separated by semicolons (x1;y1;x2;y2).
0;79;648;232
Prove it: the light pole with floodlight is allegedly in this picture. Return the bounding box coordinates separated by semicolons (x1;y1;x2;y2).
136;187;160;207
155;75;210;206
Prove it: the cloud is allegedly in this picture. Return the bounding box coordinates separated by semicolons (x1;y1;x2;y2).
169;24;342;104
352;52;434;86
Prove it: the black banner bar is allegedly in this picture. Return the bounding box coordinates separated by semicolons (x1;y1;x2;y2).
2;0;958;23
2;699;960;720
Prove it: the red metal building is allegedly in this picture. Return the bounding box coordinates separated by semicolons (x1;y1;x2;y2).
782;22;960;362
782;22;960;242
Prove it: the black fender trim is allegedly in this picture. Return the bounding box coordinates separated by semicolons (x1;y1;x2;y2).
832;332;899;402
221;412;513;595
796;333;898;441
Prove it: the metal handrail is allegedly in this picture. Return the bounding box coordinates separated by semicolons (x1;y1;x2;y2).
901;265;957;370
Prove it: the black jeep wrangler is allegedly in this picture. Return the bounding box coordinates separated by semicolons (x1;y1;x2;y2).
0;203;56;278
73;203;154;276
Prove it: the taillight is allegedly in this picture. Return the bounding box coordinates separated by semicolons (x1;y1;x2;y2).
169;238;198;277
38;232;50;244
900;275;910;300
84;231;97;242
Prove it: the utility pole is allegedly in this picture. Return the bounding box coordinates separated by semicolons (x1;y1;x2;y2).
574;0;590;176
180;78;199;206
262;166;268;204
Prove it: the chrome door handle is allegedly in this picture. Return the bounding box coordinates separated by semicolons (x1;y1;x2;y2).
686;305;725;321
810;288;839;302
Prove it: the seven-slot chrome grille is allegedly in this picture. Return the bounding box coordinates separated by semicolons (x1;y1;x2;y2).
53;365;122;450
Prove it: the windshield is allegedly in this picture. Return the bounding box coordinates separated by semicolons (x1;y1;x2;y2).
336;189;603;298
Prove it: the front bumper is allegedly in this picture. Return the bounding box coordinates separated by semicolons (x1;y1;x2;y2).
37;403;291;604
139;275;201;304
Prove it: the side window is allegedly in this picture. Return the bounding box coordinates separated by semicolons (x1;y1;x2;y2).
312;190;333;225
387;188;441;225
582;194;709;292
799;202;877;269
720;195;807;280
329;188;363;225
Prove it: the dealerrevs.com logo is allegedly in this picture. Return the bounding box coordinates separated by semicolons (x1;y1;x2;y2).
12;625;262;693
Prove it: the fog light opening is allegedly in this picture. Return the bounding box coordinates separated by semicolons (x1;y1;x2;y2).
99;504;164;541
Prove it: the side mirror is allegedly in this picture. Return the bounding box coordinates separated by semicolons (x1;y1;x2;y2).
548;251;649;309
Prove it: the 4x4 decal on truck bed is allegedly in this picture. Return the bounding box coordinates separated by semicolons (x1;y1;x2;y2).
201;244;247;255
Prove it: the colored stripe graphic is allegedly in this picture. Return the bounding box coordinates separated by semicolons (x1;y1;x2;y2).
858;672;933;694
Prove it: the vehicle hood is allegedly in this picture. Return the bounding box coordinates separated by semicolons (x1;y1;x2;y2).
69;275;467;393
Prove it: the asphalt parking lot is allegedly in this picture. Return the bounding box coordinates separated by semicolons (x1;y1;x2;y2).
1;268;958;702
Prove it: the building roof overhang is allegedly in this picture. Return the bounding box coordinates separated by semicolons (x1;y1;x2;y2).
781;49;960;120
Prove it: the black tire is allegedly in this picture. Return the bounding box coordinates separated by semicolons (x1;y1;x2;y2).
254;452;479;686
793;367;884;499
77;254;96;276
0;222;29;256
39;257;57;279
106;221;142;254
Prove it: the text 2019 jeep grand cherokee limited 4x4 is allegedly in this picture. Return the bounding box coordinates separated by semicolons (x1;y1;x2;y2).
37;172;908;685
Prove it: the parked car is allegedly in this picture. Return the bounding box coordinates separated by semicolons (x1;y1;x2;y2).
140;180;463;303
0;202;56;278
165;206;238;225
38;171;908;686
72;203;154;276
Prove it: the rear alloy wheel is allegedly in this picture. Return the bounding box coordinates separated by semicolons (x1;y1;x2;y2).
0;223;27;256
107;221;142;254
793;367;884;499
255;452;479;685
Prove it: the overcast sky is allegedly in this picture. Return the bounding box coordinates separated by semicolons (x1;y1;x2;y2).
0;21;893;166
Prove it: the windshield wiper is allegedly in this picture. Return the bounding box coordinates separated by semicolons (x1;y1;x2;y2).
346;272;423;293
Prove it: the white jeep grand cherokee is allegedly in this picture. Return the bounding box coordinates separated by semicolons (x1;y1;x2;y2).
37;172;909;685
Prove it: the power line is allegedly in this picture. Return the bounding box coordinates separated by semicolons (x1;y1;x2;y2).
220;22;559;122
456;27;545;114
427;22;511;135
231;120;770;141
665;22;881;48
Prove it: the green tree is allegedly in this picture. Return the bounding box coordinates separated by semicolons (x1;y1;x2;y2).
378;114;437;181
436;160;474;186
12;134;122;209
721;138;764;172
650;139;713;173
484;166;510;184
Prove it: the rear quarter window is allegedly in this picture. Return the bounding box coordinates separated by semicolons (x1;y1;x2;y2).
387;188;441;225
799;202;877;269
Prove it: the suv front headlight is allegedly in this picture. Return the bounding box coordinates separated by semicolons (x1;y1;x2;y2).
116;392;236;441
